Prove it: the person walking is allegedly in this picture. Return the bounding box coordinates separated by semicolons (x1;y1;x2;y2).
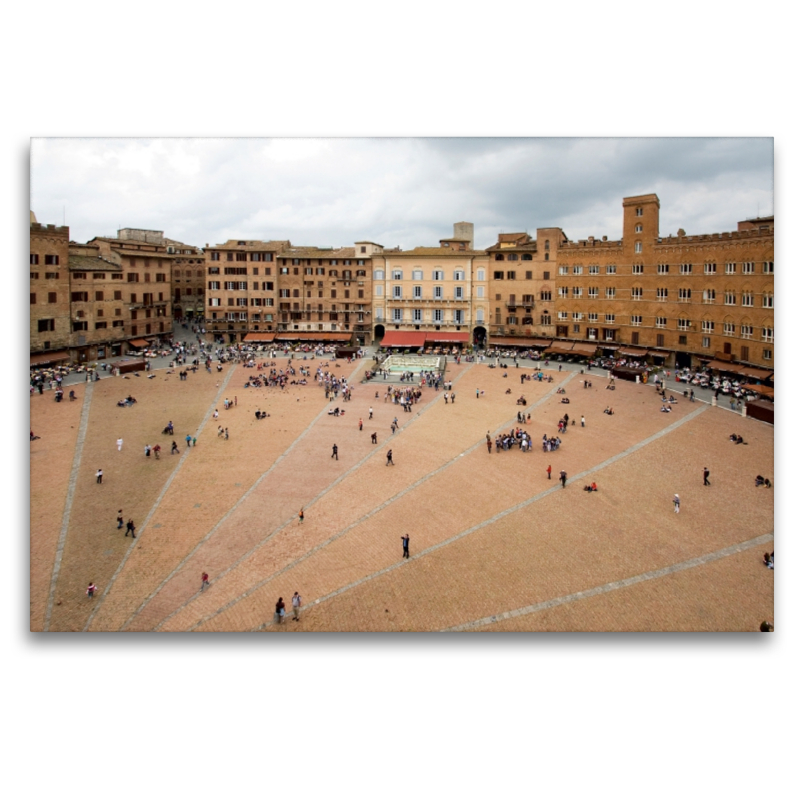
331;443;338;460
673;494;680;514
201;572;210;591
401;534;410;559
96;468;103;484
275;597;286;624
116;437;123;451
581;416;585;428
560;470;567;488
292;591;302;621
86;582;97;599
369;407;373;420
299;508;304;524
703;467;710;486
116;510;124;529
386;449;394;466
125;519;136;538
185;434;192;449
224;428;229;440
371;432;378;444
359;418;363;431
547;465;552;480
171;441;179;454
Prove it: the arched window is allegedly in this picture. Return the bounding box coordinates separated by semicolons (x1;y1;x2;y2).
522;253;532;261
454;270;464;281
391;269;403;280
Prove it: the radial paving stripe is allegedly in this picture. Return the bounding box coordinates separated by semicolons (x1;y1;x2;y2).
179;371;574;632
441;533;774;631
82;365;238;631
42;382;94;632
240;403;708;632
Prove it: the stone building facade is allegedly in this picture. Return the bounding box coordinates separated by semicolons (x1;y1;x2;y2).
550;194;774;369
370;223;489;348
87;234;174;346
30;220;175;364
203;239;289;341
166;239;205;321
274;245;373;345
484;227;564;344
30;219;71;360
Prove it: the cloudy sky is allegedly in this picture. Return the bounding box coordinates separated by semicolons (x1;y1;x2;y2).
30;137;773;252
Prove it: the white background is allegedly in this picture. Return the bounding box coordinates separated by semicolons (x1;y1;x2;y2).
6;2;794;798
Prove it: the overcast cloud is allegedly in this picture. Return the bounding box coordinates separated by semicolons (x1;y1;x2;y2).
30;137;773;251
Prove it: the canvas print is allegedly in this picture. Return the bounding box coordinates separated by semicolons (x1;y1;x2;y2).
29;137;774;632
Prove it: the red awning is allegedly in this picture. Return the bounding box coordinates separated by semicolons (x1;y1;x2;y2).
380;331;427;348
243;332;276;343
30;350;70;366
275;332;352;342
489;337;552;348
570;343;599;356
128;338;151;348
425;331;469;343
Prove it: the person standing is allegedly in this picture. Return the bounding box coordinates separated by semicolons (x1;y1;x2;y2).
224;428;229;440
703;467;710;486
560;470;567;488
369;407;373;420
201;572;210;591
145;444;151;458
275;597;286;624
292;591;302;621
386;449;394;466
401;534;410;559
371;432;378;444
331;443;338;460
581;416;585;428
186;434;192;448
86;582;97;599
359;418;363;431
117;510;124;529
117;437;123;451
547;465;552;480
673;494;680;514
96;468;103;484
299;508;304;524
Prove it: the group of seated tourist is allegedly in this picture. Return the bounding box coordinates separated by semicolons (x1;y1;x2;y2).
754;475;771;488
729;433;747;445
583;482;598;492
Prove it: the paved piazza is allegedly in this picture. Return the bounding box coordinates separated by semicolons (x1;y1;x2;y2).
30;356;774;632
